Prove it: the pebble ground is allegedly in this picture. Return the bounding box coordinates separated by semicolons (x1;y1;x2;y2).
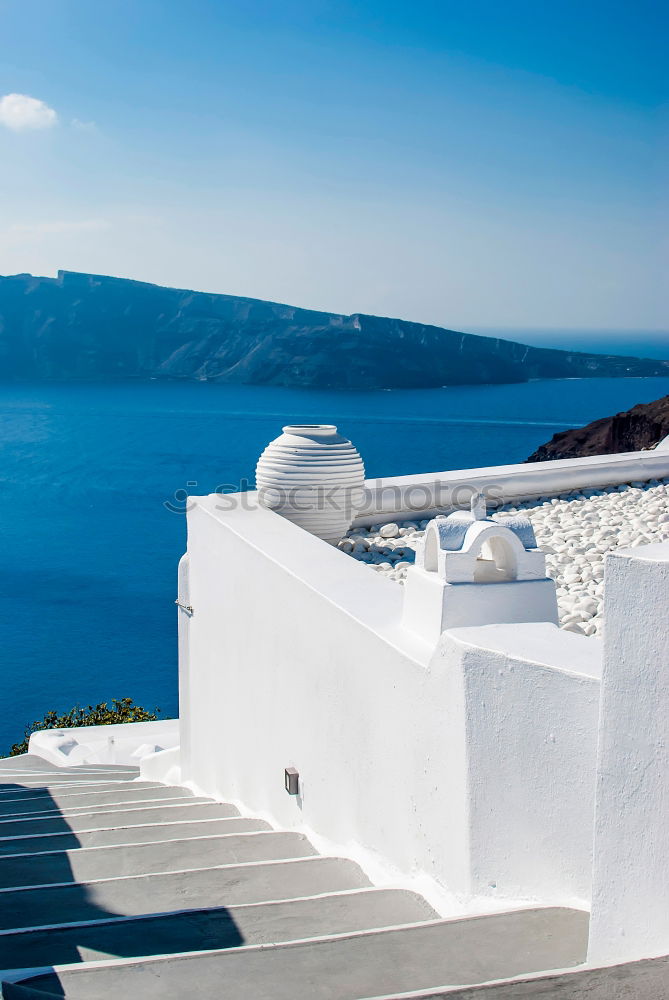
339;478;669;636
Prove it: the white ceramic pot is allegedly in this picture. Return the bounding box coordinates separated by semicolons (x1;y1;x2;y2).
256;424;366;543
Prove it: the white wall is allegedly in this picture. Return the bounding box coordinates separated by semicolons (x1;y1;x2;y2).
182;496;446;883
180;495;601;907
29;719;179;767
177;554;192;780
588;543;669;964
438;625;601;904
140;745;182;785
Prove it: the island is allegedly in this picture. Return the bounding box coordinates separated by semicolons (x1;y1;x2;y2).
1;270;667;389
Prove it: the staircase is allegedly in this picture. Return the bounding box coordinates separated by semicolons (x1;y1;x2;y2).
0;755;588;999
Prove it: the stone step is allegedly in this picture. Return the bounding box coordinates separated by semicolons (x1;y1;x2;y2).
63;769;140;776
0;771;140;782
0;796;218;823
0;775;141;787
0;776;140;792
0;831;318;888
2;907;589;999
0;815;272;856
0;757;140;775
0;771;139;799
0;777;158;805
0;888;436;971
0;764;140;775
0;983;58;999
0;756;66;772
0;785;196;816
0;800;239;837
0;856;371;930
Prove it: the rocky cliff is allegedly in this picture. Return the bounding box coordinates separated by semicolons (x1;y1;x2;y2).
527;395;669;461
1;270;667;389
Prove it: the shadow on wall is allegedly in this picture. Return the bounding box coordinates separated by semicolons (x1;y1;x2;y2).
0;781;244;995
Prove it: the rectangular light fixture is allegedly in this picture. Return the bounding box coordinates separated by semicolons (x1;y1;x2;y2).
284;767;299;795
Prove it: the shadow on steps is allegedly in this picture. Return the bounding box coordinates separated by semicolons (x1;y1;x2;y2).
0;780;244;994
3;985;64;999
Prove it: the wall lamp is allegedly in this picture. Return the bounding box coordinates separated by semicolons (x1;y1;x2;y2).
285;767;299;795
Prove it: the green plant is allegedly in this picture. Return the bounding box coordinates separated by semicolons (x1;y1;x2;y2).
6;698;161;757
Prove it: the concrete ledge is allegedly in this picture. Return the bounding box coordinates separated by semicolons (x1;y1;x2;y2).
29;721;179;769
353;447;669;525
140;747;181;786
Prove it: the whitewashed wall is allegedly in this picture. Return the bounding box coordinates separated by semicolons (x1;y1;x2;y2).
588;542;669;964
180;495;601;907
437;624;600;904
29;718;179;767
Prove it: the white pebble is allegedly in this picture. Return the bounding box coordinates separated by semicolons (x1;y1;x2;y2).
337;477;667;639
380;523;400;539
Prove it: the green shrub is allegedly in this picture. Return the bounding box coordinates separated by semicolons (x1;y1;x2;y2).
6;698;161;757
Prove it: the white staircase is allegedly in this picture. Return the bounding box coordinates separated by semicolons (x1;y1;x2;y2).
0;755;588;999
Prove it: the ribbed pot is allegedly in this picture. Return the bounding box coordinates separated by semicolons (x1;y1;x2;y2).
256;424;366;543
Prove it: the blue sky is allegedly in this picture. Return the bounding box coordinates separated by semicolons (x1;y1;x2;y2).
0;0;665;333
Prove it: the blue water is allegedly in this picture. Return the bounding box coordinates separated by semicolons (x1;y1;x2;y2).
2;376;668;753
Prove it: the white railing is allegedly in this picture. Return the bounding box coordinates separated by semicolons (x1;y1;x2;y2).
353;445;669;526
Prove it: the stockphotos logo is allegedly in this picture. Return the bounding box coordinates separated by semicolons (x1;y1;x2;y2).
163;479;505;516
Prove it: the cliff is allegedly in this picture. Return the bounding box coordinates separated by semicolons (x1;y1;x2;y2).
1;270;667;389
527;395;669;461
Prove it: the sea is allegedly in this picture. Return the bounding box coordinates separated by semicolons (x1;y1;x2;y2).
2;374;669;753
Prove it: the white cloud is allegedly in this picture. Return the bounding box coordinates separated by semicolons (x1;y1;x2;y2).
0;93;58;131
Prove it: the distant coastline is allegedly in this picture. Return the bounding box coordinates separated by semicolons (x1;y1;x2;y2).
1;270;666;390
467;328;669;362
